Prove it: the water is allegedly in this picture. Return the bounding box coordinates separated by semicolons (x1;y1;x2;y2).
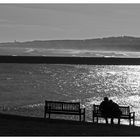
0;64;140;126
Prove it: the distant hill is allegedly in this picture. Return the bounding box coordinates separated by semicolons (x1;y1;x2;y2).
0;36;140;52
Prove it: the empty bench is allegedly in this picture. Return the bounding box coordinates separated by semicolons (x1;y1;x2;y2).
92;104;135;125
44;101;85;121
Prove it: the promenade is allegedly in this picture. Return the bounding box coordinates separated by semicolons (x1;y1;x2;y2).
0;113;140;136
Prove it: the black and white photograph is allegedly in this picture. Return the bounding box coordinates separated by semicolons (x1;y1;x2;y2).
1;1;140;136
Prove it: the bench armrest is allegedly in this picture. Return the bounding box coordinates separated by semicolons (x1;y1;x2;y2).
129;112;135;117
80;108;85;113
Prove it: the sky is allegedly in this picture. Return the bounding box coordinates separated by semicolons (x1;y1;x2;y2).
1;4;140;42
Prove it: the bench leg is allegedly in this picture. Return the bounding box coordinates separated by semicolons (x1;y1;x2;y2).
83;114;85;122
97;117;98;123
79;114;81;121
83;108;85;122
129;118;131;125
93;117;94;123
49;113;50;119
44;107;46;118
133;118;135;126
93;116;95;123
44;112;46;119
105;117;108;124
92;112;94;123
118;118;120;125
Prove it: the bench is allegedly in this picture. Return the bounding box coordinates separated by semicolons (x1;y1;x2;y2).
92;104;135;125
44;100;85;121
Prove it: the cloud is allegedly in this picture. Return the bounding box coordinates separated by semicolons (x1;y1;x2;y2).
1;4;140;42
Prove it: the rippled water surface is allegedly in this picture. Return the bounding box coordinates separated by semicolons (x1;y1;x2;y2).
0;64;140;125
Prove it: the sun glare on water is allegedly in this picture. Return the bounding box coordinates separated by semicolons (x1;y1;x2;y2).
1;64;140;126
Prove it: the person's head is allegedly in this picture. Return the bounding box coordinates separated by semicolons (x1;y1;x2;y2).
109;100;113;103
104;97;108;101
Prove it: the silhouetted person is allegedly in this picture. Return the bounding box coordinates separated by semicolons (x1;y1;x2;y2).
99;97;110;124
109;100;122;124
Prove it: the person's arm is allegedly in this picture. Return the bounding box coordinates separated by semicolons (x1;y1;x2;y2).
99;102;103;110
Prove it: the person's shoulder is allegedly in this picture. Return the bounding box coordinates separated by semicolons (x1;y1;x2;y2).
100;101;104;105
114;102;119;107
101;100;105;103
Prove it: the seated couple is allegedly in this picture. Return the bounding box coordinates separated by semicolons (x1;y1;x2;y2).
99;97;122;124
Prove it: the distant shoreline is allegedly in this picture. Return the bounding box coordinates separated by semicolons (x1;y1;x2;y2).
0;55;140;65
